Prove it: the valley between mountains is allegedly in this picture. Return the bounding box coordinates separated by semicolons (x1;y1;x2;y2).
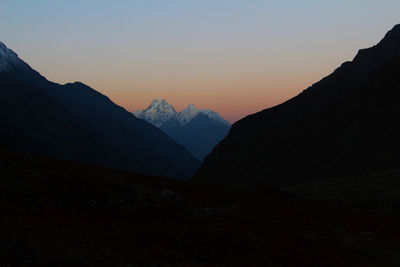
1;24;400;266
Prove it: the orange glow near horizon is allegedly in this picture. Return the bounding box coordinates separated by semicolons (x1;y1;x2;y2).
2;2;399;124
71;63;334;124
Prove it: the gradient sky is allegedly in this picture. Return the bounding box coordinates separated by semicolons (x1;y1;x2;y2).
1;1;399;123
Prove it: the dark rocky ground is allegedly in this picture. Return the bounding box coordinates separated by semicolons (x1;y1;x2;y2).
285;169;400;215
1;149;400;266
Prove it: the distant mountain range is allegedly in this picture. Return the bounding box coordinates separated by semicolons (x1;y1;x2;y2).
195;24;400;186
0;41;201;179
134;99;230;160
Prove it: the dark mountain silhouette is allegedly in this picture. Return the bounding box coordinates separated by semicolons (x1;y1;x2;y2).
195;24;400;187
135;100;230;160
0;74;111;162
0;42;200;178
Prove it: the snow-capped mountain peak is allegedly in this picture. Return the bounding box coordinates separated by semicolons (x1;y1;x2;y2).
135;99;231;128
176;104;200;125
0;41;20;72
147;99;177;114
134;99;177;127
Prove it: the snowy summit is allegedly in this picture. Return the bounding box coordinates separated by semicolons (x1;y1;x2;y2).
133;99;177;127
176;104;200;125
134;99;230;128
134;99;231;160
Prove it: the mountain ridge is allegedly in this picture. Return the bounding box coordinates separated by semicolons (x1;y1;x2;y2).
134;99;230;127
195;24;400;186
0;41;201;178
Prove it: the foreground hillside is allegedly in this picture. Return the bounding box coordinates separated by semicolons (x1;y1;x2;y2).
285;169;400;215
1;149;400;266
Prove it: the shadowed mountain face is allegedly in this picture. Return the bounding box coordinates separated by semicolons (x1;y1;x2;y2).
0;42;201;179
135;100;230;160
195;24;400;187
0;75;111;164
161;113;230;160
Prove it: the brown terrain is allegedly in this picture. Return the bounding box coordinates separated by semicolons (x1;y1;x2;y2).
1;149;400;266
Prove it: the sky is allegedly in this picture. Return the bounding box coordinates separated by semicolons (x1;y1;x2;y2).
1;1;399;123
